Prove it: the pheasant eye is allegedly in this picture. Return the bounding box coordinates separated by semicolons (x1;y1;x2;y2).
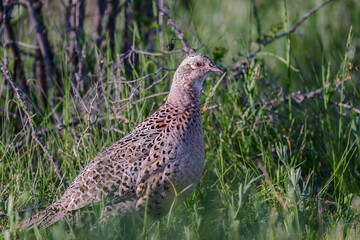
190;62;202;69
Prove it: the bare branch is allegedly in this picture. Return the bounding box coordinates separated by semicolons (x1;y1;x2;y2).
105;0;120;52
257;161;287;211
24;0;56;94
121;0;135;76
109;66;175;104
156;0;193;54
1;0;27;90
201;104;220;114
1;117;29;162
92;0;106;46
1;65;66;188
250;0;333;58
288;0;333;34
66;0;86;77
330;101;360;115
76;82;99;151
131;48;183;56
158;0;164;52
132;92;168;105
4;40;39;49
261;75;360;115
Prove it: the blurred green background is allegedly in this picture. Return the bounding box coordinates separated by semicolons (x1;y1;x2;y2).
1;0;360;239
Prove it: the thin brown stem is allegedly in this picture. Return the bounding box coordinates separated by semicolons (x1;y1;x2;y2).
158;0;164;52
250;0;333;58
24;0;56;99
156;0;193;54
1;65;66;188
261;75;360;115
257;161;287;211
1;0;27;90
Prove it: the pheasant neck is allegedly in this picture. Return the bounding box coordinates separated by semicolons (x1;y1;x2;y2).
167;83;201;109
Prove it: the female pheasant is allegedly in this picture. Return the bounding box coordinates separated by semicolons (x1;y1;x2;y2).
19;54;222;230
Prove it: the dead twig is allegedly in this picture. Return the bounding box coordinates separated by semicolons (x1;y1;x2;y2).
24;0;56;103
156;0;193;54
4;40;39;49
145;71;169;91
106;66;174;85
249;0;333;58
131;48;183;56
261;75;360;114
1;65;66;188
262;87;323;109
75;82;99;151
201;104;220;114
132;92;169;105
257;161;287;211
158;0;164;52
330;101;360;115
109;66;175;104
1;0;27;90
105;0;120;52
66;0;86;81
1;117;29;162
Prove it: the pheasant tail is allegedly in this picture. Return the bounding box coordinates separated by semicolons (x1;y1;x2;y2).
19;203;66;230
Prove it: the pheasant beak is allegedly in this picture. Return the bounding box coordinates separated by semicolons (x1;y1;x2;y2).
208;64;223;73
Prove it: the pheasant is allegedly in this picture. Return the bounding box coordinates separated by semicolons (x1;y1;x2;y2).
19;54;222;230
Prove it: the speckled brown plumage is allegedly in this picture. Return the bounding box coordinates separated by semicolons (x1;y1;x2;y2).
19;54;222;230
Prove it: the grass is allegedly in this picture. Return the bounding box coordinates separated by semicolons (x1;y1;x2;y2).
1;0;360;239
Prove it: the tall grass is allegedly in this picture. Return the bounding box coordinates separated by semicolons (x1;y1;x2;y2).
1;0;360;239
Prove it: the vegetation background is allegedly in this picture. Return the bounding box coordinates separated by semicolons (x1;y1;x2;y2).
0;0;360;239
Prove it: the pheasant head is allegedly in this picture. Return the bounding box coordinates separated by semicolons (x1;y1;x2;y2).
168;54;222;106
